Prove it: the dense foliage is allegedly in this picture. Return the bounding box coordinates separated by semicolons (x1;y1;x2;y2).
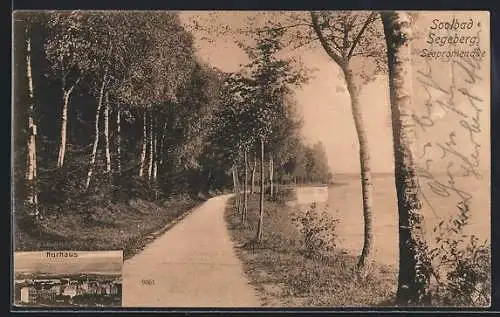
13;11;332;224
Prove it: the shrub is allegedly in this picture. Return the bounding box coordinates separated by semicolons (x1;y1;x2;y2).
429;232;490;306
291;203;338;259
442;236;490;306
428;202;491;307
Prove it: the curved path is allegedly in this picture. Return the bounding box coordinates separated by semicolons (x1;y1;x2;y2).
122;194;261;307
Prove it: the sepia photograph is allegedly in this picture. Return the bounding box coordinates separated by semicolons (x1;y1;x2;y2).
13;251;122;307
12;10;490;308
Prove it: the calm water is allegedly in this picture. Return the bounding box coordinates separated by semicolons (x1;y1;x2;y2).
299;173;490;267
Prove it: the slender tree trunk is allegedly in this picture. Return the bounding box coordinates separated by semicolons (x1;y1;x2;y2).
269;155;274;197
232;164;239;212
153;129;159;199
153;130;158;181
310;11;375;270
104;92;111;174
382;11;431;305
159;120;167;174
232;165;237;194
147;109;154;180
235;164;241;214
85;71;107;191
139;110;147;178
343;65;374;270
242;150;248;224
251;156;256;194
116;103;121;175
57;79;79;169
256;137;265;243
24;26;38;218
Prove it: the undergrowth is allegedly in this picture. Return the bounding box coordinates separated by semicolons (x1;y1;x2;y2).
224;188;397;307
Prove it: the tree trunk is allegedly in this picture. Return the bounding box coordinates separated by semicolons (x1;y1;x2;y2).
232;164;239;212
232;165;237;194
24;26;38;218
139;110;147;178
269;155;274;197
57;79;79;169
85;71;107;191
153;129;158;181
147;109;154;180
251;156;256;194
242;150;248;224
256;137;265;243
116;103;121;175
153;129;158;199
343;65;374;270
104;92;111;174
382;11;431;305
235;164;241;214
159;120;167;173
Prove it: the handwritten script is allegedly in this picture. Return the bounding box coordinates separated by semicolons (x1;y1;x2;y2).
412;13;488;223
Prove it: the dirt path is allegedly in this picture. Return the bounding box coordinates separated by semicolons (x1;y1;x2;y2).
122;194;261;307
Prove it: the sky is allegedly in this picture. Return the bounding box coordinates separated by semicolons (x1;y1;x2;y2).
179;11;490;175
14;251;123;275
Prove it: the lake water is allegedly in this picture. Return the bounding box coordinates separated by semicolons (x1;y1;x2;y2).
297;173;491;267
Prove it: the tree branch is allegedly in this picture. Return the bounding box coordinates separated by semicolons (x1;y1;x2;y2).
347;12;377;60
255;22;313;34
342;22;350;58
349;15;359;27
67;76;82;95
326;34;344;52
291;36;320;50
328;23;345;33
309;11;344;66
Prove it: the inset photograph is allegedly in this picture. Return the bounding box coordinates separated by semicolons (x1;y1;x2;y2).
13;251;122;307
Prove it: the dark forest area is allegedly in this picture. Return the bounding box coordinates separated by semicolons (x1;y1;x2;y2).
13;11;331;255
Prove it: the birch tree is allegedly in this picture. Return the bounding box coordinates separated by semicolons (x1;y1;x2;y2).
266;95;303;190
115;100;122;175
117;12;195;182
381;11;431;305
308;11;383;269
85;68;109;190
165;62;223;195
243;150;249;223
45;11;89;168
256;136;265;241
211;72;257;222
241;28;307;242
138;111;147;178
23;20;39;218
250;11;384;268
84;13;123;190
250;156;257;194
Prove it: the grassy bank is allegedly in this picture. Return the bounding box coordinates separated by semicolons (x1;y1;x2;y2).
14;195;205;260
224;189;398;307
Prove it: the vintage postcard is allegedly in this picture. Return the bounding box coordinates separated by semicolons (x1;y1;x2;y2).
12;10;490;308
